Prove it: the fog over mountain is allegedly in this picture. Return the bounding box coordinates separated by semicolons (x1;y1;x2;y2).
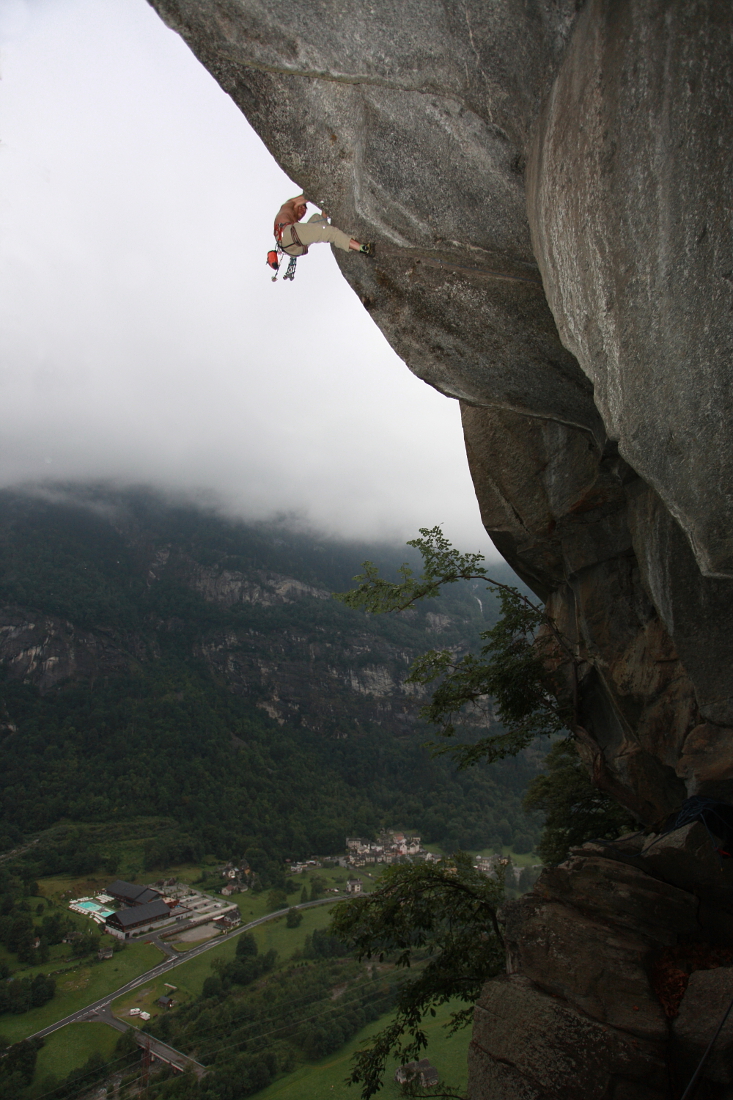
0;0;495;552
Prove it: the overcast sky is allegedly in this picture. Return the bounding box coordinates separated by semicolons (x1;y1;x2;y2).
0;0;498;554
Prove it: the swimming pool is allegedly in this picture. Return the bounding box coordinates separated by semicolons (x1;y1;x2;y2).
74;900;113;918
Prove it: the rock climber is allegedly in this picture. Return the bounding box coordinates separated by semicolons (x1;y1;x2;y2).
273;195;374;258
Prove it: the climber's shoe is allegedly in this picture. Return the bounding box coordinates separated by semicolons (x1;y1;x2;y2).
359;242;375;256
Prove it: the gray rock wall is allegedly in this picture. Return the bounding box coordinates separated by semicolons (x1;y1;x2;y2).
146;1;733;1094
473;830;733;1099
527;0;733;580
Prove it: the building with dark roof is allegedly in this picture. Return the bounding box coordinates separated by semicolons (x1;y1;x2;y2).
395;1059;439;1088
106;880;160;906
105;899;171;938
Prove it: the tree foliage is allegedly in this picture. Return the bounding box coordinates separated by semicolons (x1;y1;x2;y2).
137;955;401;1100
523;739;633;865
337;527;573;767
329;852;505;1099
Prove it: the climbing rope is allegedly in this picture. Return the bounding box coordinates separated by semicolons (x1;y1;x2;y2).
679;992;733;1099
374;243;544;288
267;238;543;288
644;796;733;861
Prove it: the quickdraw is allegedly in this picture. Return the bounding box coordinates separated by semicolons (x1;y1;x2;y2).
267;245;297;283
267;224;299;283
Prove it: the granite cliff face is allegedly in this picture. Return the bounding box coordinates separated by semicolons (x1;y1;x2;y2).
147;2;733;1094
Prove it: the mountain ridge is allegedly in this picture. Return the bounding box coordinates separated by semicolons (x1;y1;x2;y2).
0;484;541;863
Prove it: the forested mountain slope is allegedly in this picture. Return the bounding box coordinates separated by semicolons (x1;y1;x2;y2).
0;486;540;862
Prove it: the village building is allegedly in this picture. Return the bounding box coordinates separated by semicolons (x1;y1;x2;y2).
346;878;363;895
214;913;241;930
345;831;426;867
475;855;501;874
395;1059;439;1088
157;995;174;1009
105;898;171;939
106;880;161;907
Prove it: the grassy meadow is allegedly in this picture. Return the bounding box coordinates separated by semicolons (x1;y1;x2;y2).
31;1022;121;1091
2;849;351;1044
111;897;340;1022
3;837;509;1097
0;941;162;1044
257;998;471;1100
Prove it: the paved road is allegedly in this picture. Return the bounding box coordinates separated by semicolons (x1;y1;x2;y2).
147;933;178;959
93;1006;206;1077
28;897;338;1041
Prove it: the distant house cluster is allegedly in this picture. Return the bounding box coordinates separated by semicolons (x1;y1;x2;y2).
345;831;428;867
218;859;251;896
344;835;537;890
474;854;509;877
287;859;322;874
395;1059;439;1088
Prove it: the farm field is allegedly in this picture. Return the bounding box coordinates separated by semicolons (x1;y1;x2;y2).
111;898;340;1022
2;854;421;1050
1;855;347;1042
0;941;162;1044
258;998;471;1100
31;1022;120;1092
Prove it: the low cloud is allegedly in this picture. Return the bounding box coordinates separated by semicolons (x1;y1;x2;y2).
0;0;497;554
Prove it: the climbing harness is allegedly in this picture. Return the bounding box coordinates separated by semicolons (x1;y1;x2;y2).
267;222;305;283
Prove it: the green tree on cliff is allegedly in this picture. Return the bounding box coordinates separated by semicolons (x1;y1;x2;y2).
335;526;574;766
523;739;632;865
333;527;632;1096
330;852;504;1099
336;526;631;853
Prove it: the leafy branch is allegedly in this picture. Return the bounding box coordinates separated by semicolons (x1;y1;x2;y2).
335;526;576;767
330;853;505;1099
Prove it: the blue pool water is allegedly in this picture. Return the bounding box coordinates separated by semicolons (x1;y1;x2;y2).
76;901;113;917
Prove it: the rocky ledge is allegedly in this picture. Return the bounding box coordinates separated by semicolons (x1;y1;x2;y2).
471;825;733;1098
